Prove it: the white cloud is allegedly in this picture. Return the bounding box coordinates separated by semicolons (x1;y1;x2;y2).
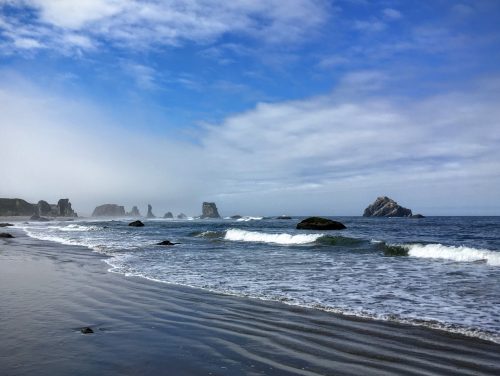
1;71;499;215
0;0;329;54
382;8;402;20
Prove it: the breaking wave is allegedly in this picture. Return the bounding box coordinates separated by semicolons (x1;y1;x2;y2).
407;243;500;266
224;229;323;245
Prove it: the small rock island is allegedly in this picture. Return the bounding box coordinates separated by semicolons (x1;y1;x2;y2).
363;196;424;218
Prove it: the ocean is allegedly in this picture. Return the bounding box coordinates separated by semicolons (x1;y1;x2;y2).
19;216;500;344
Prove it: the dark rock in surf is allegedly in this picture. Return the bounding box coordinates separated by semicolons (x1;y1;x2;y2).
92;204;126;217
163;212;173;219
128;220;144;227
231;215;242;219
0;232;14;238
276;215;292;219
157;240;178;246
296;217;346;230
363;196;413;217
80;327;94;334
0;223;14;227
128;206;141;217
177;213;187;219
146;204;156;218
411;214;425;219
201;202;220;219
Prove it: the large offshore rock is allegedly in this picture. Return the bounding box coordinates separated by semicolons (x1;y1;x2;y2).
92;204;126;217
37;200;52;216
0;198;36;216
146;204;156;218
128;220;144;227
201;202;220;219
177;213;187;219
163;212;173;219
128;206;141;217
296;217;346;230
57;199;77;217
363;196;413;217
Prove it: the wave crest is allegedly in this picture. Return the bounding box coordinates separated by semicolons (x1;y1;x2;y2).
224;229;322;245
407;243;500;266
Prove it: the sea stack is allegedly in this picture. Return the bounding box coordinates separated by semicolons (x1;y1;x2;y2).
128;206;141;217
201;202;220;219
146;204;156;218
92;204;126;217
363;196;413;217
57;199;77;217
163;212;173;219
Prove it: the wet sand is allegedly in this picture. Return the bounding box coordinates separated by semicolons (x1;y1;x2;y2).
1;228;500;375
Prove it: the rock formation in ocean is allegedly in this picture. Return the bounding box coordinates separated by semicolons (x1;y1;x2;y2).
201;202;220;219
30;214;50;221
0;198;36;216
80;327;94;334
0;232;14;238
37;200;52;216
127;206;141;217
296;217;346;230
128;220;144;227
157;240;179;246
363;196;413;217
146;204;156;218
57;199;77;217
231;215;242;219
0;223;14;227
276;215;292;220
177;213;187;219
92;204;126;217
0;198;77;217
163;212;173;219
411;214;425;219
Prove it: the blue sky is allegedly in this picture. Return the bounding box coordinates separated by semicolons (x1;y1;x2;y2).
1;0;499;216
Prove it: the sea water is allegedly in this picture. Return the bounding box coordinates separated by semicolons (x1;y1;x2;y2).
20;216;500;343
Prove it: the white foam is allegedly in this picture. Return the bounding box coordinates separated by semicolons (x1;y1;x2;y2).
224;229;323;245
408;243;500;266
236;216;263;222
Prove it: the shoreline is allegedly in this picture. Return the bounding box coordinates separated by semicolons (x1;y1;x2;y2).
2;228;500;375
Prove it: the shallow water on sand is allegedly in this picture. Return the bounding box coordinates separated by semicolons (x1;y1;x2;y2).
19;216;500;343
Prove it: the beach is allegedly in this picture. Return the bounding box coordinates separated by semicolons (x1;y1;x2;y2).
1;226;500;376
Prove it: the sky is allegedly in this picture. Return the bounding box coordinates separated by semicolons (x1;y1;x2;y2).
1;0;499;216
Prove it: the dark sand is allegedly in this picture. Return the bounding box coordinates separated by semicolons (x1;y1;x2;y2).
1;228;500;376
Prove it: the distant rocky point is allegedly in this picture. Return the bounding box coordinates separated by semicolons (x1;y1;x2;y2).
363;196;414;217
201;202;220;219
0;198;77;217
92;204;125;217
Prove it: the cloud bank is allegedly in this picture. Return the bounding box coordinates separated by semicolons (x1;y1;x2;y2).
1;72;499;216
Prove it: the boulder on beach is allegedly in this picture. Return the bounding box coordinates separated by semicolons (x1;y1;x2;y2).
157;240;178;246
296;217;346;230
201;202;220;219
363;196;413;217
146;204;156;219
128;220;144;227
92;204;126;217
0;223;14;227
163;212;173;219
127;206;141;217
0;232;14;238
177;213;187;219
